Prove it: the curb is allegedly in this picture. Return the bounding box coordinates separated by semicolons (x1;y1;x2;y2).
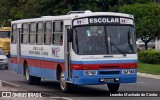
137;72;160;80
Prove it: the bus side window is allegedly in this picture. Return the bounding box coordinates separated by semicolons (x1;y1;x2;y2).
52;21;63;45
29;22;36;45
37;22;44;45
44;21;52;45
11;24;17;44
21;23;29;44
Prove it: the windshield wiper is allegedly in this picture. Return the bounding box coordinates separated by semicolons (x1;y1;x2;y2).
75;29;79;53
127;28;135;53
111;42;126;57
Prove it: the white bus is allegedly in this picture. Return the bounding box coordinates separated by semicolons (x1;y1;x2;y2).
11;10;138;92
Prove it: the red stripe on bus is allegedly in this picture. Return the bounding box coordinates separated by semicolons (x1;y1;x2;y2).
11;57;137;70
11;57;17;63
11;57;65;70
71;63;138;70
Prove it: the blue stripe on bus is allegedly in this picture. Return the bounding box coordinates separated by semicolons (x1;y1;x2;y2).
11;63;19;73
29;66;57;80
72;69;137;84
11;63;57;80
71;59;138;64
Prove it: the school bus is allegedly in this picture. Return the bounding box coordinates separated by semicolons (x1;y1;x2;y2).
11;11;137;92
0;27;11;56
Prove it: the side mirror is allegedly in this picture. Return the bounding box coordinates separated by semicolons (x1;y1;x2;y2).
67;28;73;42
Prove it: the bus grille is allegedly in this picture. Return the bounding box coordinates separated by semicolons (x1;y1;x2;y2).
99;66;119;69
99;71;120;75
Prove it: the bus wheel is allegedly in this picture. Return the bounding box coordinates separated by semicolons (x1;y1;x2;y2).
60;71;72;92
25;66;41;85
107;83;120;92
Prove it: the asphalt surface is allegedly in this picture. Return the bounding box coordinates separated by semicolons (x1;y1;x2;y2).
0;64;160;100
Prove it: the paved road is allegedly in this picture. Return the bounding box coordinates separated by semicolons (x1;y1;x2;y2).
0;65;160;100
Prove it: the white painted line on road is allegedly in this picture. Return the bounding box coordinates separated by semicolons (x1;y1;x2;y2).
1;80;20;87
41;92;73;100
50;97;62;99
136;81;145;84
62;97;73;100
50;97;73;100
40;91;58;97
0;81;2;87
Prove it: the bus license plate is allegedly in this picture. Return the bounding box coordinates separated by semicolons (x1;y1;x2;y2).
101;78;115;82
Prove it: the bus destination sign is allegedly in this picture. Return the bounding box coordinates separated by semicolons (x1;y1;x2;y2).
73;17;133;26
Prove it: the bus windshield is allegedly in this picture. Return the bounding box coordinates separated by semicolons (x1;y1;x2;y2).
0;31;10;38
73;25;136;55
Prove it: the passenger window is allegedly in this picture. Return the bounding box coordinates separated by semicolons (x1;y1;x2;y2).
36;22;44;45
44;21;52;45
53;21;63;45
29;22;36;45
11;24;17;44
21;23;29;44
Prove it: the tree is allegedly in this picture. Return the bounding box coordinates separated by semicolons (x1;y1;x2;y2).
109;0;152;12
0;0;18;26
119;3;160;50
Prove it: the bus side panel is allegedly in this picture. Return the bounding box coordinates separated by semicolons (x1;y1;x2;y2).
11;57;18;73
19;57;64;80
41;60;57;80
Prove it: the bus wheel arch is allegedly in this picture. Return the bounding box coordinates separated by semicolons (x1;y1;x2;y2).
23;60;28;76
23;60;41;85
56;64;62;80
59;70;73;92
56;64;73;92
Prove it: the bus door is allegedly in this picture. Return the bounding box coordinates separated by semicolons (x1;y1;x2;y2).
64;25;72;81
17;23;22;74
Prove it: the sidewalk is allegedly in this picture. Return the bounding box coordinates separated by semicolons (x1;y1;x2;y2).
138;72;160;79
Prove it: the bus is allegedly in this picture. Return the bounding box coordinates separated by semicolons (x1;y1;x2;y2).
0;27;11;56
11;10;138;92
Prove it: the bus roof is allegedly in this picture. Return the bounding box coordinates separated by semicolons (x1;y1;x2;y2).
11;11;134;24
0;27;11;31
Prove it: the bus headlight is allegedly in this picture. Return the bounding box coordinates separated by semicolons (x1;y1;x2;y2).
84;70;97;76
122;69;135;74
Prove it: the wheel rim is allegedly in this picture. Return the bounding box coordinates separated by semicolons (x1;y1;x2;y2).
25;67;29;81
60;72;66;90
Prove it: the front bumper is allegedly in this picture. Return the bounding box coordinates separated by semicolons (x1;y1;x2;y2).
72;69;137;85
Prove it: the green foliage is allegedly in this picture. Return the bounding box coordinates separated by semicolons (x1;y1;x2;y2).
119;3;160;50
0;0;157;27
0;0;18;26
138;49;160;64
118;0;152;6
138;62;160;75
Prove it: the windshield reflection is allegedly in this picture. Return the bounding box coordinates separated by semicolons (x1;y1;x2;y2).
0;31;10;38
73;26;136;55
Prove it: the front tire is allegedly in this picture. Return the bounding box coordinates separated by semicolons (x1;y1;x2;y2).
107;83;120;92
60;71;72;92
25;66;41;85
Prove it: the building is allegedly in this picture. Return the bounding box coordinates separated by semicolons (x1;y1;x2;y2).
154;0;160;50
155;36;160;51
